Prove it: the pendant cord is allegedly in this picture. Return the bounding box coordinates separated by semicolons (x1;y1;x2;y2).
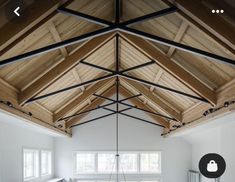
116;32;119;182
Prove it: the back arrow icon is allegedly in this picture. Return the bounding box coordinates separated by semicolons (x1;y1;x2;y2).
14;7;20;16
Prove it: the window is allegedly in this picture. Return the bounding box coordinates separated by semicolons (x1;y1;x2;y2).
98;153;116;173
119;153;138;173
23;149;39;181
41;150;52;176
140;152;161;173
73;151;161;179
75;153;96;174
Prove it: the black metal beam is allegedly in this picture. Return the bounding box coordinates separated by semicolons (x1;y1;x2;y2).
80;60;115;73
70;112;116;128
119;107;132;113
119;94;142;102
26;73;116;103
119;60;155;73
102;106;165;128
118;26;235;66
119;112;165;128
115;0;120;24
60;94;136;121
94;93;176;121
121;6;178;26
58;7;114;27
0;26;117;67
94;93;114;102
119;101;176;121
1;7;234;68
119;73;209;103
59;101;116;121
102;106;132;113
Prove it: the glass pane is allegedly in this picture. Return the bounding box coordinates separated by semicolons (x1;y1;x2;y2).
41;151;52;175
98;153;116;173
24;152;34;178
76;153;95;173
119;153;138;173
23;149;39;180
140;153;161;173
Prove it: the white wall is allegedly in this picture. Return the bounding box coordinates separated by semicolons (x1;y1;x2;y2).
184;112;235;182
0;112;55;182
54;108;191;182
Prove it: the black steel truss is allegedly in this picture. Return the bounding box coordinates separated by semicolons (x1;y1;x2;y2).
93;93;176;121
70;33;167;129
1;0;234;126
0;1;234;67
25;61;209;103
59;94;141;121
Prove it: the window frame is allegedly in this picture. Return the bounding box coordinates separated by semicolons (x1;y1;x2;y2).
40;150;52;177
73;151;162;176
139;151;162;174
118;151;139;174
23;148;39;181
97;151;116;174
73;151;97;175
23;148;53;182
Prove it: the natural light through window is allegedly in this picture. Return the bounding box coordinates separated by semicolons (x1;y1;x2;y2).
75;153;96;174
140;152;161;173
74;151;161;175
98;153;116;173
119;153;138;173
23;149;39;181
41;150;52;176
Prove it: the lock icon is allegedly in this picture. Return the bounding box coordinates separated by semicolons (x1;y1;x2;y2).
207;160;218;172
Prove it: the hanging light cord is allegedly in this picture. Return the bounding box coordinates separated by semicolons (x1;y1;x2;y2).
116;77;119;182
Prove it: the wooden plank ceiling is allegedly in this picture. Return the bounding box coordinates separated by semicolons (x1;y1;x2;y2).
0;0;234;137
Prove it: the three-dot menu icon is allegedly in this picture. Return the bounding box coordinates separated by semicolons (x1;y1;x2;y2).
212;9;224;14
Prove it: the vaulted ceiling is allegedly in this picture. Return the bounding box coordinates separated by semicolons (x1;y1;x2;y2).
0;0;235;137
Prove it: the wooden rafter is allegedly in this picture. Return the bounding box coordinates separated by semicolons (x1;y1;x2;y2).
0;76;70;137
66;86;116;128
168;0;235;50
49;23;92;108
48;22;68;57
121;78;182;121
150;69;164;92
119;86;170;128
54;78;115;122
0;0;67;53
167;21;188;57
121;33;217;106
19;33;115;106
165;79;235;137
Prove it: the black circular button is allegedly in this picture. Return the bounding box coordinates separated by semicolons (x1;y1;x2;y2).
199;153;226;178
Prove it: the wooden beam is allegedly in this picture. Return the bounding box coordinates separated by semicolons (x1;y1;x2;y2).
54;78;114;122
48;22;68;57
170;0;235;50
0;78;70;137
167;21;188;57
66;86;116;128
150;70;164;92
0;0;64;52
164;78;235;136
121;33;217;106
71;68;85;91
121;78;182;121
119;86;170;128
49;22;93;106
19;33;115;105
